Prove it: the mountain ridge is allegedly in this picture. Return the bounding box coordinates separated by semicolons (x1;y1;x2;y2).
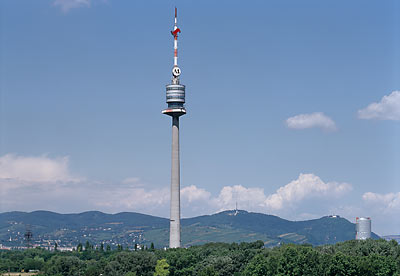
0;210;380;248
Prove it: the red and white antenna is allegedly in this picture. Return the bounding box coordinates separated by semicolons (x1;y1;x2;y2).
171;7;181;78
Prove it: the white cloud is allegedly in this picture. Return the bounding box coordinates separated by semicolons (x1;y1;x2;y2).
358;91;400;120
92;185;212;214
53;0;91;12
263;173;352;210
0;154;79;184
212;185;267;211
207;174;351;214
363;192;400;212
94;186;170;212
181;185;211;203
286;112;337;131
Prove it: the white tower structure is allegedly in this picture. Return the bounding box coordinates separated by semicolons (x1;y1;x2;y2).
162;7;185;248
356;217;371;240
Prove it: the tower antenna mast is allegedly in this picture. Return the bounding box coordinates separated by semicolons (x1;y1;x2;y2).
171;7;182;83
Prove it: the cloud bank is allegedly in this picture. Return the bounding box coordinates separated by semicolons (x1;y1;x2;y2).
286;112;337;131
2;153;398;234
0;154;351;218
0;154;79;184
363;192;400;212
358;91;400;121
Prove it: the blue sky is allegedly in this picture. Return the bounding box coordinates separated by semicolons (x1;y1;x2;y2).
0;0;399;235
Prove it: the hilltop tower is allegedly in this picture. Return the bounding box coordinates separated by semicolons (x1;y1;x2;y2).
162;7;185;248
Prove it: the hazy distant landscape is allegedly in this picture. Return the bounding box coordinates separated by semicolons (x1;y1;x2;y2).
0;210;380;249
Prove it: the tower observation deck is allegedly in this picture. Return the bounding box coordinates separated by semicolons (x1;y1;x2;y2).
162;8;186;118
162;7;185;248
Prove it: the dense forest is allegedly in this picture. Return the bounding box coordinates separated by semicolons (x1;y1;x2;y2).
1;239;399;276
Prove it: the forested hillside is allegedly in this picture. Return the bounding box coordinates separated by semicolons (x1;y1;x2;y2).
0;210;379;248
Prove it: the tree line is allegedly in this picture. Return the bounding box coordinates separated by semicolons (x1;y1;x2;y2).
1;239;399;275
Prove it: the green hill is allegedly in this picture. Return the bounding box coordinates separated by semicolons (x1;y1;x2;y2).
0;210;379;248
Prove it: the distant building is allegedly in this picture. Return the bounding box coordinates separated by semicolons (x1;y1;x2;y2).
382;235;400;243
356;217;371;240
58;247;74;252
0;244;11;250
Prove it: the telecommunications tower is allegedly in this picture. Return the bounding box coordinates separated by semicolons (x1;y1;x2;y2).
162;7;185;248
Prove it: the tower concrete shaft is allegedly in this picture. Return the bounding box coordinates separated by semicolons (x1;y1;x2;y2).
169;116;181;248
